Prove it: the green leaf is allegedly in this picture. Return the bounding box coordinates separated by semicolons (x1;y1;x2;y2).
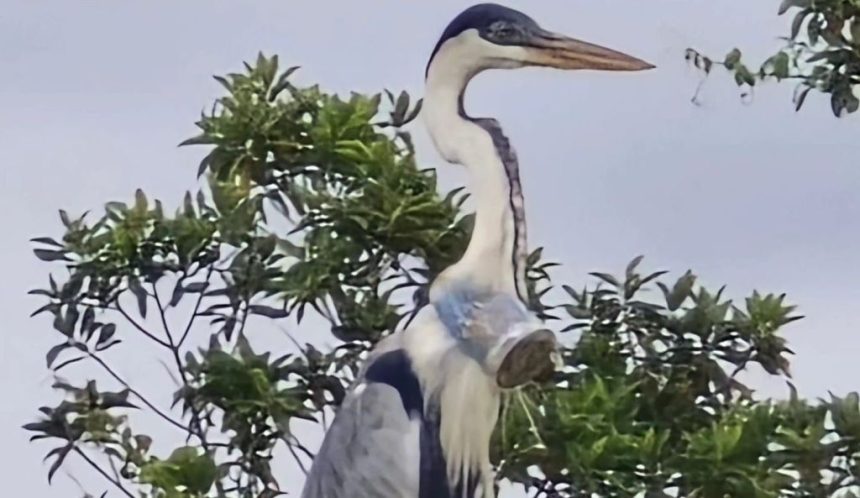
831;86;859;117
30;237;64;248
97;323;116;345
46;445;73;483
562;284;584;303
178;134;213;147
734;64;756;87
213;75;232;91
53;356;86;371
771;52;790;79
589;272;620;287
33;249;70;262
80;307;96;340
658;271;696;311
249;305;289;319
527;247;544;266
403;98;424;124
808;19;821;45
791;9;810;39
134;189;148;211
625;255;644;278
46;343;69;368
169;280;185;307
184;282;209;293
393;91;410;123
778;0;810;15
53;307;78;337
58;209;71;227
724;48;742;69
564;304;592;319
128;277;148;318
141;447;217;494
794;86;812;111
171;447;217;494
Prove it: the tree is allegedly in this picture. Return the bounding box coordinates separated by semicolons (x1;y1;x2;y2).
687;0;860;117
25;54;860;498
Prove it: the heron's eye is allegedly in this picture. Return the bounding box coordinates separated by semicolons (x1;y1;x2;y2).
489;22;516;40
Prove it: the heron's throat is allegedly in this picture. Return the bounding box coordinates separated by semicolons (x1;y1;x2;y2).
424;60;529;304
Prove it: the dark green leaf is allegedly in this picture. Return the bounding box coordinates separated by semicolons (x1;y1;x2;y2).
80;307;95;338
46;343;69;368
34;249;70;262
128;277;148;318
28;289;54;297
795;86;812;111
625;255;644;278
101;390;137;409
527;247;544;266
403;98;424;124
97;323;117;345
184;282;209;293
95;339;121;352
53;356;86;372
249;305;288;319
589;272;620;287
47;445;73;483
169;280;185;307
791;9;810;39
778;0;810;15
30;237;64;248
724;48;742;69
58;210;71;227
53;307;78;337
178;135;213;147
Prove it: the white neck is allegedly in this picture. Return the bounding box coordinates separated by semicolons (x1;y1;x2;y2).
422;34;528;303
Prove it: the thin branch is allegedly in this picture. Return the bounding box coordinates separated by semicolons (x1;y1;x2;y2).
236;304;250;342
73;447;135;498
285;438;309;476
178;266;214;348
108;455;122;483
152;284;176;345
157;358;181;387
151;281;222;498
112;302;171;348
288;436;315;460
152;283;188;386
88;352;191;435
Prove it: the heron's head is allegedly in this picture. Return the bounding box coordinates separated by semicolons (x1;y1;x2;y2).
425;3;653;79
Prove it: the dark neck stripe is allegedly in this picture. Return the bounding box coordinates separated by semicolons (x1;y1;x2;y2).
471;117;529;306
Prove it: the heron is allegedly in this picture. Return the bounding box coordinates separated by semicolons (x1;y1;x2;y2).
300;4;653;498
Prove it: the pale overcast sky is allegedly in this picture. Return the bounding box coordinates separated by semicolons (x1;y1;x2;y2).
2;1;858;497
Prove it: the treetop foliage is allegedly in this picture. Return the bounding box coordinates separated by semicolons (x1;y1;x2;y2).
25;54;860;498
689;0;860;116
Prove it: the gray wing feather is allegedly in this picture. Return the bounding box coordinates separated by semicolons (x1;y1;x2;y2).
301;382;420;498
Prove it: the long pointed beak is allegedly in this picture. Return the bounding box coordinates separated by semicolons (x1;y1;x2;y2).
525;30;654;71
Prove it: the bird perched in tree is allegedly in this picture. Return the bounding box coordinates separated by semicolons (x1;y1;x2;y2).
301;4;653;498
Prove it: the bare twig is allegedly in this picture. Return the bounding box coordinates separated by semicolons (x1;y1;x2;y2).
151;282;228;497
152;284;176;345
112;302;171;348
87;352;191;436
152;284;205;435
178;266;214;348
285;438;309;476
74;447;135;498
